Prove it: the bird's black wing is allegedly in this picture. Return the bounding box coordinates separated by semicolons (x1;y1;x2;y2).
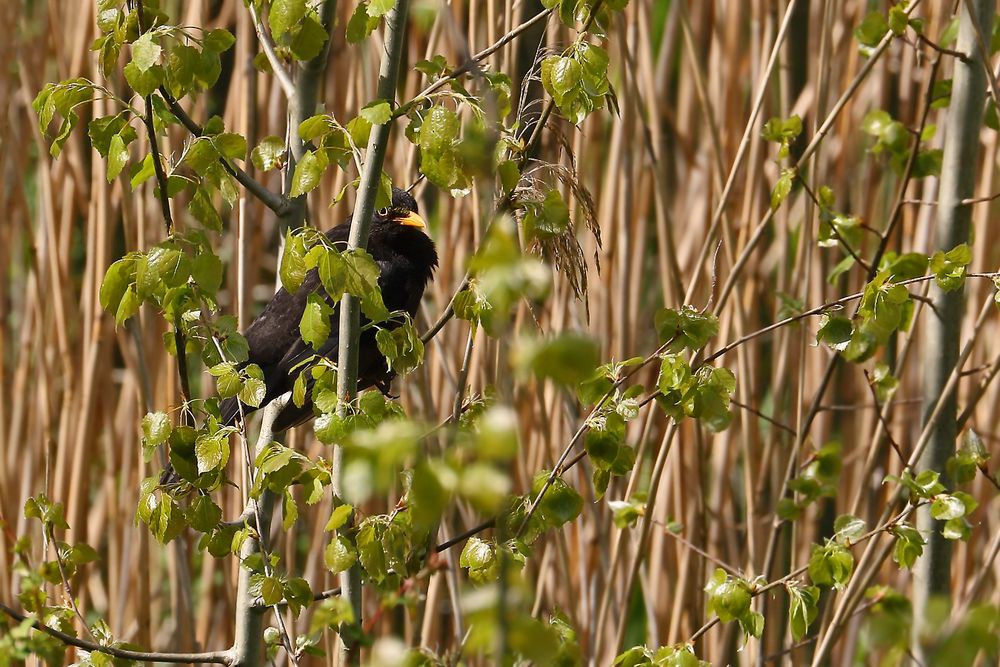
220;224;352;426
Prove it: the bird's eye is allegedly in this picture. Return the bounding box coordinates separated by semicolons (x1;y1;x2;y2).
377;207;390;217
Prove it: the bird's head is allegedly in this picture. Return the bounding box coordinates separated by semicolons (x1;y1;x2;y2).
375;187;426;230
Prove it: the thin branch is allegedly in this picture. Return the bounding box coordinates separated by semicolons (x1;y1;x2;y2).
334;2;412;662
0;602;231;664
246;2;296;99
861;369;906;465
396;7;556;117
134;0;173;234
159;87;291;216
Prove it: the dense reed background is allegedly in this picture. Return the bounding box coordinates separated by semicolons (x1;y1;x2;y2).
1;0;997;664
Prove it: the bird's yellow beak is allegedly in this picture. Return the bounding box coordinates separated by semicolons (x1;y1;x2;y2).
398;211;426;229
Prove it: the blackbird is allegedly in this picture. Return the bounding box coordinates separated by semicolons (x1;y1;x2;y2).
220;188;437;432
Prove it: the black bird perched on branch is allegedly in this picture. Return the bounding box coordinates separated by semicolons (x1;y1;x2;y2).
220;188;437;432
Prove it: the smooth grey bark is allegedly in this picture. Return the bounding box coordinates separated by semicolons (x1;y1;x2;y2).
915;0;992;660
282;0;340;229
231;394;291;667
333;1;412;664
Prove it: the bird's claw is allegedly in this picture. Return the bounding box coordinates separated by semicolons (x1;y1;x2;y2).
376;378;398;400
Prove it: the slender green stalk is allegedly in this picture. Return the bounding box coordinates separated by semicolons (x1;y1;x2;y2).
915;0;992;660
333;2;412;663
231;394;292;667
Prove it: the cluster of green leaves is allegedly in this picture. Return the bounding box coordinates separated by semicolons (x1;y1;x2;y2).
545;0;631;34
816;251;928;362
786;582;821;642
777;442;842;521
404;53;519;194
464;598;583;665
888;469;979;541
854;1;921;55
947;429;991;485
454;216;552;335
579;357;644;497
656;356;735;433
345;0;398;44
857;586;913;661
811;184;866;282
650;307;735;432
761;114;801;210
455;469;585;587
859;591;999;666
541;41;613;125
2;497;136;665
260;0;332;62
614;644;708;666
807;516;863;590
930;243;972;292
861;109;942;177
291;114;381;198
762;114;802;161
704;568;764;639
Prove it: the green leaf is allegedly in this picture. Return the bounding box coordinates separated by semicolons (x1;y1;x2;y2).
343;249;389;322
704;569;752;623
855;11;889;48
525;189;571;240
142;411;172;446
816;314;852;351
890;525;924;569
325;504;354;532
367;0;394;17
259;575;285;606
269;0;306;39
290;15;330;61
299;292;333;350
214;133;248;160
419;105;460;152
107;132;129;181
346;1;379;43
941;517;971;541
549;55;582;97
324;535;357;573
534;474;583;527
833;514;866;543
512;333;600;386
187;495;222;532
290;149;328;197
360;100;392;126
654;305;719;352
607;498;645;528
211;362;242;399
459;537;500;583
191;250;224;295
204;28;236;53
195;433;229;475
861;109;893;136
808;542;854;589
930;243;971;292
124;62;164;97
280;230;308;292
239;375;266;409
888;5;908;35
771;168;795;210
131;32;161;72
762;115;803;142
586;426;623;470
787;583;820;642
930;494;966;521
115;286;140;325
